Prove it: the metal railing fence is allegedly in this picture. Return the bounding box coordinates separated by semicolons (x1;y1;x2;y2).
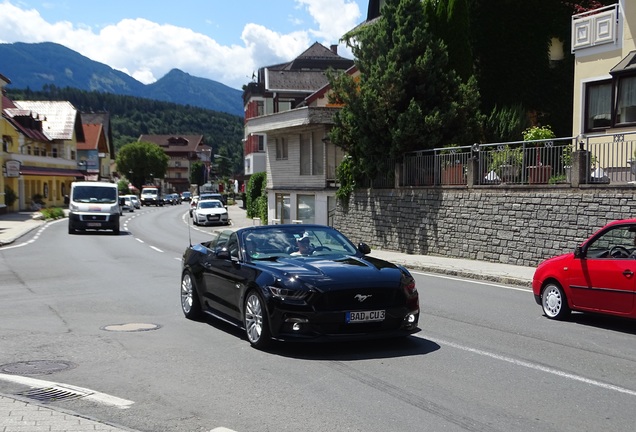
361;131;636;188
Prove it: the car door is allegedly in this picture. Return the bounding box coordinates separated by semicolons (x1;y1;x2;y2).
568;224;636;314
201;232;251;320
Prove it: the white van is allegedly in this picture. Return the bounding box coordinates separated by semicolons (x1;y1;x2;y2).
68;181;120;234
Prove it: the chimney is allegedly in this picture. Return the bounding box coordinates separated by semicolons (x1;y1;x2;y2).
330;44;338;54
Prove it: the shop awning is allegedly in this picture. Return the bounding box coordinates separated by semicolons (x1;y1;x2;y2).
20;166;86;178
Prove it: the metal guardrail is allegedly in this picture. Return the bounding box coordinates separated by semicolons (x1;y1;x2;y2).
580;132;636;185
364;131;636;188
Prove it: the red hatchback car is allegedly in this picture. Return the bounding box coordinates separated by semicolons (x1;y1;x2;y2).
533;219;636;320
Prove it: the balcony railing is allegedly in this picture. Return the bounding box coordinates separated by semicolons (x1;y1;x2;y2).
361;131;636;188
571;4;619;52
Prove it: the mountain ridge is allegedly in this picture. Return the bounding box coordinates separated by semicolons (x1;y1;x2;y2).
0;42;244;117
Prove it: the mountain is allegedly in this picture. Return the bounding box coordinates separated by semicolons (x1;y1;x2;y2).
0;42;243;117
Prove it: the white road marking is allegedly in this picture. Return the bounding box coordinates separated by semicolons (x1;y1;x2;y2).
419;335;636;397
136;238;144;243
150;246;163;253
0;373;134;408
411;271;532;292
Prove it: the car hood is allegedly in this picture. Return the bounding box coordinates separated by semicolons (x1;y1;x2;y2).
256;254;408;289
536;252;573;269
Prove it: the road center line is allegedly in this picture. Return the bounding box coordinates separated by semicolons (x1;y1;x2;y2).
419;335;636;397
150;246;163;253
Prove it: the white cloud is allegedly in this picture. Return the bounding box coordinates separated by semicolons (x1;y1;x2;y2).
0;0;362;90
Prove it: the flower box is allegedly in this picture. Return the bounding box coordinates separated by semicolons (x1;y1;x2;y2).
441;164;465;185
527;165;552;184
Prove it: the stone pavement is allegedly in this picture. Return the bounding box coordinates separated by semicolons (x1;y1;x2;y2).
0;203;536;432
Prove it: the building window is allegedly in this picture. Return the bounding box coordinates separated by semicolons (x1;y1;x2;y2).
326;141;346;180
257;135;265;152
71;150;76;160
585;80;611;131
616;76;636;124
27;146;32;155
2;135;11;152
276;138;288;160
300;133;311;175
52;148;58;158
300;132;324;176
297;195;315;224
175;161;181;167
275;193;290;223
312;131;324;175
256;101;264;116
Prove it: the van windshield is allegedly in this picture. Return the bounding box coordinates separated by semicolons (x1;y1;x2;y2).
73;186;117;203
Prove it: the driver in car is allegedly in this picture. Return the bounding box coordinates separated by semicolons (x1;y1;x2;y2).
291;235;313;256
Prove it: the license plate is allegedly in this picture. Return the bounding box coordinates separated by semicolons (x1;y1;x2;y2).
87;222;102;227
346;310;385;323
208;215;220;220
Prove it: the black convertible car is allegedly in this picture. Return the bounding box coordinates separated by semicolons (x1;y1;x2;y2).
180;224;420;349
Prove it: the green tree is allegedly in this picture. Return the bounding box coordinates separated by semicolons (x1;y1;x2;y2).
189;160;206;196
246;171;266;219
115;141;169;191
329;0;483;197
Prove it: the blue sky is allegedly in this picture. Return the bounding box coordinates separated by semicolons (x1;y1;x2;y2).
0;0;367;89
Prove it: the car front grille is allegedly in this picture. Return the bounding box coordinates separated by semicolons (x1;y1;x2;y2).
311;286;402;311
79;215;110;222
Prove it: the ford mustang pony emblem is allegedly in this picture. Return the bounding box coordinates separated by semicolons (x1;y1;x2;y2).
354;294;372;302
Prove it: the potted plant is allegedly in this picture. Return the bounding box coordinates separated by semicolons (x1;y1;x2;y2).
487;145;523;183
523;125;554;184
439;146;465;185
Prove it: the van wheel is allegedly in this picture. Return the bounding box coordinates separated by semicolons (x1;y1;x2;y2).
68;223;75;234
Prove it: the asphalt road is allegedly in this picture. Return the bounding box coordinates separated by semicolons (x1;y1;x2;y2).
0;204;634;432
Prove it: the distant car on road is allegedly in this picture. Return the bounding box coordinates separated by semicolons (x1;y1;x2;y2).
533;218;636;321
181;191;192;202
180;224;420;349
140;186;163;207
122;195;140;209
122;196;134;212
192;199;229;226
129;195;141;209
199;193;226;206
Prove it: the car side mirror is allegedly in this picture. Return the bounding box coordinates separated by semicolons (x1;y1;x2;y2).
215;247;231;260
574;245;584;259
358;242;371;255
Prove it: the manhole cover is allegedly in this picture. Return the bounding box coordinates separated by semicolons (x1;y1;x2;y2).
0;360;77;375
101;323;161;332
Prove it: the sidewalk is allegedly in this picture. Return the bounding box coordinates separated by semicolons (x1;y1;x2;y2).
0;204;535;432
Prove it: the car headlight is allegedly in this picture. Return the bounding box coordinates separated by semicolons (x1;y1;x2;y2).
268;286;310;301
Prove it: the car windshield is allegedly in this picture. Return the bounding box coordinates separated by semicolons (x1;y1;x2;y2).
199;201;223;209
242;226;359;260
142;189;157;195
73;186;117;203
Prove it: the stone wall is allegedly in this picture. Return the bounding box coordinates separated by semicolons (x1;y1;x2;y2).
333;186;636;267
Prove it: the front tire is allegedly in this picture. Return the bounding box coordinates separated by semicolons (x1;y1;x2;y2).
541;282;570;320
244;291;271;349
181;271;203;320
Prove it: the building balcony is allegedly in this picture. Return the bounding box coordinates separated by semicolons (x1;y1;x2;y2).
571;4;619;53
